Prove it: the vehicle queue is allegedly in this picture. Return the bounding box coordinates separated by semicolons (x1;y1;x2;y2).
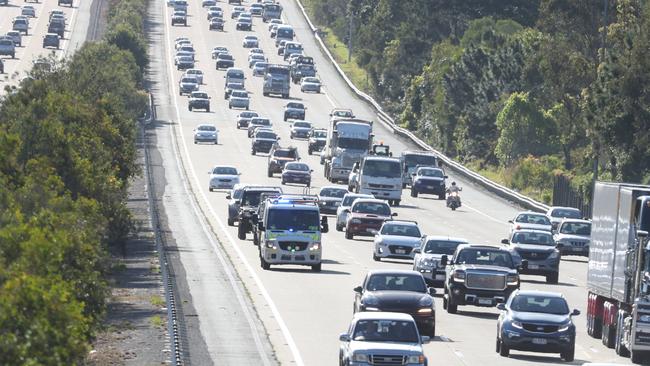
163;1;644;365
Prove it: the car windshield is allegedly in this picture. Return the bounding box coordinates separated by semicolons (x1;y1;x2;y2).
213;167;237;175
294;122;311;128
181;77;196;83
511;232;554;246
179;57;193;62
352;320;419;343
242;190;278;206
515;214;551;225
338;137;368;150
219;54;233;60
559;222;591;235
352;202;390;215
232;91;248;98
510;295;570;315
192;93;208;99
303;77;319;83
455;248;514;268
551;208;582;219
267;209;320;231
239;112;258;118
287;103;304;109
285;163;309;171
365;274;426;293
332;110;353;117
381;224;421;237
274;149;296;158
255;63;268;69
198;125;216;131
239;18;252;23
251;118;270;126
423;240;464;255
256;131;277;140
404;154;437;167
320;188;347;198
251;54;264;60
312;130;326;138
228;71;244;79
277;28;293;38
245;36;257;40
419;169;444;178
342;195;366;206
228;83;244;90
362;160;402;178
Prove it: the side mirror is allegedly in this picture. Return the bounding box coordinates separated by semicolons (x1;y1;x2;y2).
413;248;421;254
555;242;564;249
520;259;529;270
339;333;351;342
257;222;264;231
353;286;363;294
444;175;448;178
420;336;431;344
391;213;398;217
440;255;448;266
496;303;506;311
501;239;509;245
310;170;314;173
226;194;232;199
427;287;436;296
571;309;581;316
508;220;513;224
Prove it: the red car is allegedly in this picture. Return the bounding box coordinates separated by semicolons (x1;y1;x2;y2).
343;199;396;239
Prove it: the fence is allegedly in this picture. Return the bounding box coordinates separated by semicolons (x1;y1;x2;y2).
552;174;593;218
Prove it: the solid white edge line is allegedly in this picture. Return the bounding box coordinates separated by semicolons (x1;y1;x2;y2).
162;3;303;365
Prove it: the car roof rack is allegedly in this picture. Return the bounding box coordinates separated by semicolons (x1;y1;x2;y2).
269;194;319;206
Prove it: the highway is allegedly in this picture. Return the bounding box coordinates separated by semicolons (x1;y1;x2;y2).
147;0;629;366
0;0;94;91
150;0;635;365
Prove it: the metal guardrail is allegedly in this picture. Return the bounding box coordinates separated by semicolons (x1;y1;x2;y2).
291;0;550;212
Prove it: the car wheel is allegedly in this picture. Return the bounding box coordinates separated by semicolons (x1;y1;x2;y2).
267;169;273;177
229;104;232;109
227;217;234;226
402;183;407;189
411;189;418;197
394;200;400;206
428;324;435;338
373;253;380;261
281;179;285;185
209;187;213;192
311;263;321;272
251;149;256;155
345;229;353;240
446;297;457;314
561;346;574;362
237;224;246;240
188;106;192;111
260;255;270;270
283;115;287;121
499;339;509;357
546;273;559;284
206;107;210;112
336;223;343;232
439;194;445;200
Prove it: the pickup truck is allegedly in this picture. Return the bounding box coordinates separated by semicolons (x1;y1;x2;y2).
442;244;524;314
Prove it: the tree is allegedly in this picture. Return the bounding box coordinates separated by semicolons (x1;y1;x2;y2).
495;92;558;165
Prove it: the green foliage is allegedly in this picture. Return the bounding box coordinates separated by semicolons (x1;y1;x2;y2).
0;0;148;363
495;92;558;165
305;0;650;197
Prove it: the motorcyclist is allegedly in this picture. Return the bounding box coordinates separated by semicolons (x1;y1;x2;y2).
446;181;462;207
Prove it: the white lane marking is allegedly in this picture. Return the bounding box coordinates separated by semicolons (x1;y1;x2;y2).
460;203;508;226
162;3;302;365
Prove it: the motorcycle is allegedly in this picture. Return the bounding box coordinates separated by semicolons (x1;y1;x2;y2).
447;191;461;211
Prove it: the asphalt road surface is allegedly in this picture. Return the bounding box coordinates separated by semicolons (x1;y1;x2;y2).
14;0;628;364
0;0;94;90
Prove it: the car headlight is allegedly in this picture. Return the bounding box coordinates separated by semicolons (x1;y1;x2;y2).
558;321;572;332
352;353;368;362
548;250;560;259
452;270;465;282
506;274;519;286
309;242;320;251
362;296;379;307
350;218;361;224
637;314;650;323
265;240;277;249
375;240;385;246
511;320;523;329
419;259;434;268
407;355;425;364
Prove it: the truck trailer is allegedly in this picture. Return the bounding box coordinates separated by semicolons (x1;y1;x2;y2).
322;116;373;183
586;182;650;363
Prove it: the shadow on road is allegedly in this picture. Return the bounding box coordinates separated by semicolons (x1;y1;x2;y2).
455;310;499;320
521;278;577;287
270;267;350;275
507;353;585;365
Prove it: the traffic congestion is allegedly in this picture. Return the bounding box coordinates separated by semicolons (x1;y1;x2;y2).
161;0;649;365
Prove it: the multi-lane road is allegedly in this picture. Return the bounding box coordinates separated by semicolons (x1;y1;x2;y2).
3;0;636;364
148;1;637;365
0;0;95;90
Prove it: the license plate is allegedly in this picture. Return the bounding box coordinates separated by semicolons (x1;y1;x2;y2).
532;338;548;345
528;264;539;270
435;274;446;280
572;247;582;251
426;185;434;189
478;298;493;305
396;249;406;254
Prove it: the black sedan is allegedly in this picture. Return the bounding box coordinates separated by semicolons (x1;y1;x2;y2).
317;186;347;214
353;269;436;337
281;162;312;187
215;54;234;70
496;290;579;362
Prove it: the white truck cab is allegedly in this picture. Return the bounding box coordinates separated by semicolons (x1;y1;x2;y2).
358;156;403;206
